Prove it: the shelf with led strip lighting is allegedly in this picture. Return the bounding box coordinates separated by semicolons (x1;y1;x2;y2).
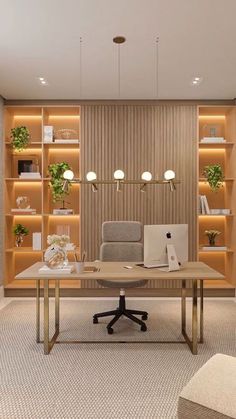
199;142;234;149
199;178;234;182
198;214;234;217
198;106;236;289
199;248;234;253
4;105;81;293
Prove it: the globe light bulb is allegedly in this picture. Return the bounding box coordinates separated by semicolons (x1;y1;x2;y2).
86;171;97;182
63;170;74;180
113;169;125;180
164;170;175;180
141;171;152;181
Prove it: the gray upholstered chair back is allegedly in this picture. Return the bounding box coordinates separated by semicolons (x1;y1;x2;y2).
100;221;143;262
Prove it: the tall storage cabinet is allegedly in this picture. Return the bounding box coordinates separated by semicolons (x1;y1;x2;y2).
4;106;80;295
198;106;236;290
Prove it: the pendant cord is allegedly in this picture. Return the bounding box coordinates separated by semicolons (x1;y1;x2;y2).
80;37;82;98
118;44;121;98
155;36;159;99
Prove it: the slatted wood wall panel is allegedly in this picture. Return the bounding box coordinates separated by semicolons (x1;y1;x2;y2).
80;105;198;289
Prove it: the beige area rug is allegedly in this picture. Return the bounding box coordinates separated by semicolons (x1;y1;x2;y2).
0;299;235;419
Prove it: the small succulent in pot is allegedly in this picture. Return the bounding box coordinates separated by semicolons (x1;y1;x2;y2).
11;126;30;151
13;223;29;247
205;230;221;246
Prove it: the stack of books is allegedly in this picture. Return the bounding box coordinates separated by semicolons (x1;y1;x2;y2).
19;172;41;179
210;209;231;215
11;208;36;215
53;208;74;215
201;246;227;251
200;137;226;143
54;139;79;144
199;195;210;214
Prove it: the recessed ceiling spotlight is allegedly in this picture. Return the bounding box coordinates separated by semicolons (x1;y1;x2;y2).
37;76;49;86
191;76;203;86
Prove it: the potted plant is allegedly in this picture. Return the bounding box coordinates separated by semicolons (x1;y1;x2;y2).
48;162;72;206
205;230;221;246
11;126;30;151
203;164;224;192
13;223;29;247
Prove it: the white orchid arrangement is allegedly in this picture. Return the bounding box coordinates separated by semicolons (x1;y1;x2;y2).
47;234;70;248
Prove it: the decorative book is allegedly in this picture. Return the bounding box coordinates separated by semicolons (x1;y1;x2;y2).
20;172;41;179
38;264;74;274
200;137;225;143
53;209;74;215
11;208;36;214
199;195;210;214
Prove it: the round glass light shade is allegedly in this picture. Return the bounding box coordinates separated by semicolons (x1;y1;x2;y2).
113;169;125;180
164;170;175;180
63;170;74;180
141;171;152;181
86;171;97;182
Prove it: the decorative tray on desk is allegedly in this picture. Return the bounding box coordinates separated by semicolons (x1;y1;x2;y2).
83;266;100;273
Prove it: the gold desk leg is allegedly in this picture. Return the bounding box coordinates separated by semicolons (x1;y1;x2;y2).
200;280;204;343
44;279;50;355
36;279;40;343
192;279;198;355
55;279;60;332
181;278;199;355
181;279;186;334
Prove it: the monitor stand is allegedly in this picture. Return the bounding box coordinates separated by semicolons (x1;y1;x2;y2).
159;244;180;272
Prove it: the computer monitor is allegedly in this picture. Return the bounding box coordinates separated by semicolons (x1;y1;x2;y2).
144;224;188;267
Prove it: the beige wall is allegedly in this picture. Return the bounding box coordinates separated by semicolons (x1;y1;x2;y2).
80;105;198;282
0;96;4;286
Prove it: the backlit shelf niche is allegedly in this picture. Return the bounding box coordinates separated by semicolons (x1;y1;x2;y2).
4;106;80;289
198;106;236;286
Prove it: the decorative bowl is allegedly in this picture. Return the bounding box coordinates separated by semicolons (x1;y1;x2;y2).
56;129;78;140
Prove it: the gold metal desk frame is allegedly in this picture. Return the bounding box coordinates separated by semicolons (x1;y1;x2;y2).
16;262;223;355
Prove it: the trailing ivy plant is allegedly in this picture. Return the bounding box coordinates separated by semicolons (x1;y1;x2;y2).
11;126;30;151
203;164;224;192
48;162;72;203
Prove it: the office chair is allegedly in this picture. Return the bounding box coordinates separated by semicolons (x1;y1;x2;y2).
93;221;148;334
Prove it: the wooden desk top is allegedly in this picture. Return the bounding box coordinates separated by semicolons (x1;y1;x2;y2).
16;261;224;282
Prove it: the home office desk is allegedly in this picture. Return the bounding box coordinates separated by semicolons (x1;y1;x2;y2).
16;261;224;355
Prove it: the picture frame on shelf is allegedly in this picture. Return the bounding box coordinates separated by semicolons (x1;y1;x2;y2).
13;154;40;178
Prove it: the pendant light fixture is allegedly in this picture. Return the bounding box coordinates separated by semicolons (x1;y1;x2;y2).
113;36;126;98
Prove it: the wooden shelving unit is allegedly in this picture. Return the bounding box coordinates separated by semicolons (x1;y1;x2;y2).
198;106;236;292
4;106;81;294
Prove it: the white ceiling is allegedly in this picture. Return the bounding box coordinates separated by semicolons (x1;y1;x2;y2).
0;0;236;100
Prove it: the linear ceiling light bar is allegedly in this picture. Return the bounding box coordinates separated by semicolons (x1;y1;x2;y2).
63;170;179;193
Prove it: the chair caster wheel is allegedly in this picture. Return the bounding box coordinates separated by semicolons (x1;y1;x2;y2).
107;327;114;335
142;314;148;321
93;317;98;324
141;324;147;332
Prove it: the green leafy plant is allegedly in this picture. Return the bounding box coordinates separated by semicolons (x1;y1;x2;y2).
13;223;29;236
203;164;224;192
205;229;221;246
48;162;72;203
11;126;30;151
